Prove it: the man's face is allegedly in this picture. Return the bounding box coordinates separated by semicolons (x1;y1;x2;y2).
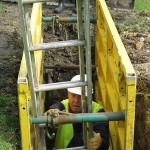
68;92;82;113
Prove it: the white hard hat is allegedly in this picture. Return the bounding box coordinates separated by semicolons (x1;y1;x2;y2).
67;74;93;96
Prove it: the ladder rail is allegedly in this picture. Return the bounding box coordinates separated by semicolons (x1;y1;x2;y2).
76;0;88;148
18;0;37;116
24;4;45;115
25;10;39;87
84;0;94;138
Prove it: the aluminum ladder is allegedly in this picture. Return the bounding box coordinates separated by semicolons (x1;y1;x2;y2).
18;0;93;149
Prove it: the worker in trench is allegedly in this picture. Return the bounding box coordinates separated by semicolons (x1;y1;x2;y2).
54;0;76;14
45;74;109;150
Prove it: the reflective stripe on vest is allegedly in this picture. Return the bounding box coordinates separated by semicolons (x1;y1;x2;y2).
54;99;103;149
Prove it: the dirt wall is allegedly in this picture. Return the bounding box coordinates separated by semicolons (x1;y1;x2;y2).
134;63;150;150
47;0;134;9
134;93;150;150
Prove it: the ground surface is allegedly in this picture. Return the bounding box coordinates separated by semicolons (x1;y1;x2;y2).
0;1;150;150
0;3;22;96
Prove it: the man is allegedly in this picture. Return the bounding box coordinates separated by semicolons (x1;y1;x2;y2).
45;75;109;149
54;0;76;14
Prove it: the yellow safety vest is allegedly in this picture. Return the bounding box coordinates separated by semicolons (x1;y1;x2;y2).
54;99;103;149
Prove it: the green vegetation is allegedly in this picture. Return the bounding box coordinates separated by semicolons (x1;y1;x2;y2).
117;16;150;32
0;95;20;149
134;0;150;11
0;2;6;16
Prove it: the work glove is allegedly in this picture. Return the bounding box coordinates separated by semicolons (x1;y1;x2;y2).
87;132;102;150
44;109;59;117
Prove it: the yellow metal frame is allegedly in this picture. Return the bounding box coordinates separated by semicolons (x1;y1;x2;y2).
17;1;136;150
95;0;136;150
17;3;43;150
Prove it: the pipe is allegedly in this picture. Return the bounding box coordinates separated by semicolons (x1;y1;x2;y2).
30;112;125;125
42;16;97;23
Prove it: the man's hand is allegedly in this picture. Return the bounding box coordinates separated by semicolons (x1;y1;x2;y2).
44;109;59;117
88;132;102;150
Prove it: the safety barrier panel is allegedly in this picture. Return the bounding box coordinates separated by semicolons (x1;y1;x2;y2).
95;0;136;150
17;3;43;150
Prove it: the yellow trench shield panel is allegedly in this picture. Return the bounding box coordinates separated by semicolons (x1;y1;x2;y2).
95;0;136;150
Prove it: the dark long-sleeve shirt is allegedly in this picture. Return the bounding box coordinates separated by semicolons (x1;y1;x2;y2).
50;101;109;150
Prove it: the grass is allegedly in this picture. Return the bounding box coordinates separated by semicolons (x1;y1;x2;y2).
134;0;150;11
0;2;6;16
0;95;20;149
117;16;150;32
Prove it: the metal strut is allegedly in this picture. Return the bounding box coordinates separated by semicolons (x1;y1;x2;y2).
30;112;125;125
42;16;97;23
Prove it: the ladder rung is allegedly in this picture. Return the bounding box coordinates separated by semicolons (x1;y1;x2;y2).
29;40;85;51
22;0;50;4
54;146;85;150
34;81;87;92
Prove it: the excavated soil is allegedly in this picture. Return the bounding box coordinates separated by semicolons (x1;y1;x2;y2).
0;1;150;150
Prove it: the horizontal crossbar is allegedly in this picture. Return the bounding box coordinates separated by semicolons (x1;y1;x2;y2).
29;40;85;51
34;80;87;92
30;112;125;124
